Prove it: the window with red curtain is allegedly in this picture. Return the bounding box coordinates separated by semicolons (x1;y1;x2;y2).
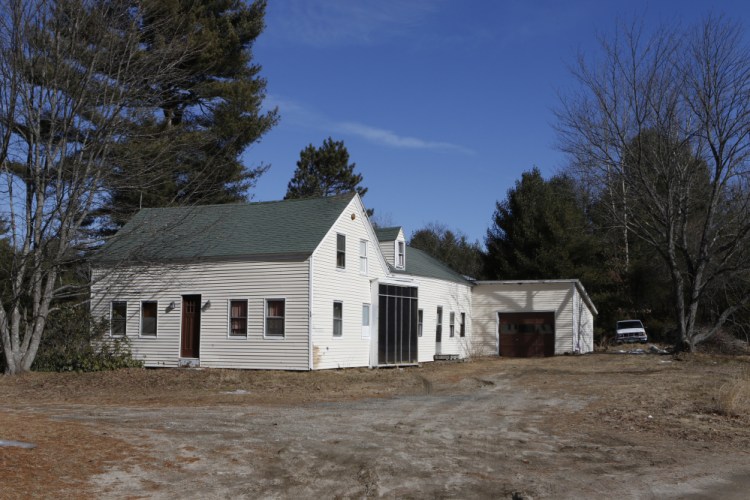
230;300;247;336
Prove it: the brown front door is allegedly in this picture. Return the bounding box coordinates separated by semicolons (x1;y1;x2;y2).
181;295;201;358
498;312;555;357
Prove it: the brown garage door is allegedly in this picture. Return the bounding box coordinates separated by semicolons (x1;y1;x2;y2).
498;312;555;357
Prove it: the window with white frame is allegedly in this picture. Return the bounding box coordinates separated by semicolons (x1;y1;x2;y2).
418;309;423;337
361;303;370;337
436;306;443;340
460;312;466;337
450;312;455;337
140;301;157;336
111;301;127;337
229;299;248;337
333;301;343;337
336;233;346;269
359;239;368;275
397;240;405;268
265;299;285;338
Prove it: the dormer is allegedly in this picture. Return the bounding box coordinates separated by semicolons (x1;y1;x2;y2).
374;226;406;270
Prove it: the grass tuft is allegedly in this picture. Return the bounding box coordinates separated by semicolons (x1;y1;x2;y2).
715;369;750;418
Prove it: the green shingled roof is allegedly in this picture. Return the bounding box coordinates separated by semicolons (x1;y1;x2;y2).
391;246;472;285
373;226;402;241
95;194;356;263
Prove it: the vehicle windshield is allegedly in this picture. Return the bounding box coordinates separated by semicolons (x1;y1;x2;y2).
617;320;643;329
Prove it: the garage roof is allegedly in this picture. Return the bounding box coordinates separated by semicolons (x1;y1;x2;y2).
474;279;598;315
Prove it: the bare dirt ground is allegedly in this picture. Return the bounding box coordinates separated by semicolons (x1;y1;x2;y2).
2;352;750;499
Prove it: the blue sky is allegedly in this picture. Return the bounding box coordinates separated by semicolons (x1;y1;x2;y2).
246;0;750;244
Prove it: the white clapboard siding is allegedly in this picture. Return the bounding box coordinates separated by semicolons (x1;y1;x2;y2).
471;281;596;355
401;276;472;362
91;258;310;369
310;197;389;369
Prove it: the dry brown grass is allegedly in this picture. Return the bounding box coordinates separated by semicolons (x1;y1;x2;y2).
699;329;750;355
0;411;148;499
3;354;750;498
714;369;750;418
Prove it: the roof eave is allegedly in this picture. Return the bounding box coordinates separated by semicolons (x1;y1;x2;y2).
92;251;312;267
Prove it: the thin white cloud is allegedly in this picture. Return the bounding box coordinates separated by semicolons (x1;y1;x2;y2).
267;0;443;47
268;95;473;154
335;121;474;154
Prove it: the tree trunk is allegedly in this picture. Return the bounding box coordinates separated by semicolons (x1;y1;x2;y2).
620;175;629;272
0;266;57;374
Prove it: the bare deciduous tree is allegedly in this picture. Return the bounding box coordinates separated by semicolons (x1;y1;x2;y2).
0;0;193;374
557;17;750;351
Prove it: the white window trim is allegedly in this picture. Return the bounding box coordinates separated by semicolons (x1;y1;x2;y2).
139;300;158;338
417;309;423;338
336;233;346;270
460;312;466;337
110;300;127;337
395;239;405;269
227;298;249;339
361;303;371;339
450;311;456;338
333;300;343;338
436;306;443;339
263;297;286;340
359;239;368;275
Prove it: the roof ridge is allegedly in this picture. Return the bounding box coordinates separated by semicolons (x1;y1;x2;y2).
137;192;356;213
96;193;357;263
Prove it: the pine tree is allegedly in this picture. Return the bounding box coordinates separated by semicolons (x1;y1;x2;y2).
100;0;278;232
285;138;371;212
484;168;599;280
409;223;483;278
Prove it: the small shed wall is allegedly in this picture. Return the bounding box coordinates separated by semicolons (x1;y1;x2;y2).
472;282;594;356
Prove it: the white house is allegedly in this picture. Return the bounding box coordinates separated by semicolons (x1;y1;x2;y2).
91;193;596;370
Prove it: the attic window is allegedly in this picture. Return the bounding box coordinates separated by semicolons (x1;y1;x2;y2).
397;241;405;268
359;239;368;275
336;233;346;269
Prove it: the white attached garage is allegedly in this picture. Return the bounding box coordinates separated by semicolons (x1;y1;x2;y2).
470;280;597;357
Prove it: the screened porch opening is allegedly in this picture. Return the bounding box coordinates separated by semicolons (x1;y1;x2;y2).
378;284;418;365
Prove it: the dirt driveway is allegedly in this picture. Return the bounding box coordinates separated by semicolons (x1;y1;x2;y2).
2;353;750;498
